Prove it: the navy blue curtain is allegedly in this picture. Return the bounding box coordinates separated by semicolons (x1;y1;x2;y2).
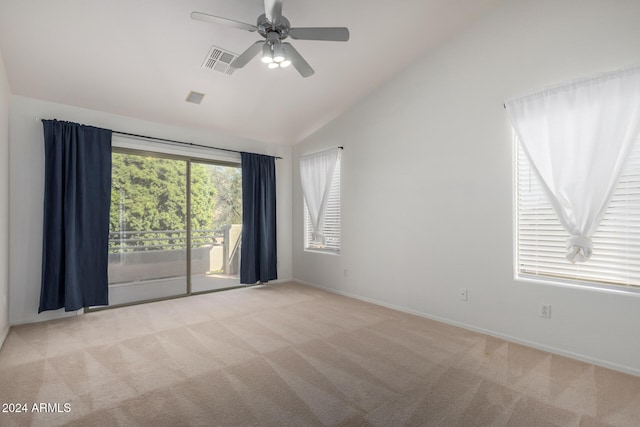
39;120;112;312
240;153;277;284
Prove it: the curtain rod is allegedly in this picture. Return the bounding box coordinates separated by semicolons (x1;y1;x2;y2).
112;130;283;159
39;119;283;159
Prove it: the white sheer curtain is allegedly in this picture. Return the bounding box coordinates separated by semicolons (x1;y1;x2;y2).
300;148;340;245
506;66;640;263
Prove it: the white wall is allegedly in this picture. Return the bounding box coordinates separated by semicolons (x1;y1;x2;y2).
0;49;10;347
9;96;292;325
293;0;640;375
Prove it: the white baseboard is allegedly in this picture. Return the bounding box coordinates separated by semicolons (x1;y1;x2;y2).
0;324;9;351
10;309;83;327
293;278;640;378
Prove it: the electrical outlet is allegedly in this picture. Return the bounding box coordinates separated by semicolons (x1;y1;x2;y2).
459;288;468;302
539;304;551;318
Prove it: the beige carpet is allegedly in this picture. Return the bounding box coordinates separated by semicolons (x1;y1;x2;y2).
1;282;639;427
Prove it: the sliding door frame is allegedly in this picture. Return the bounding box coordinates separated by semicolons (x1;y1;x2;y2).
87;147;243;312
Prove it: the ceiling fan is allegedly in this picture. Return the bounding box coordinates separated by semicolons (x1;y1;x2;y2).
191;0;349;77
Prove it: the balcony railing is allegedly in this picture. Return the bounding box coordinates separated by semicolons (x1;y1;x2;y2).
108;228;228;253
107;225;242;284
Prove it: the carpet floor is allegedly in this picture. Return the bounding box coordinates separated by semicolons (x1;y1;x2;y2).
1;282;639;426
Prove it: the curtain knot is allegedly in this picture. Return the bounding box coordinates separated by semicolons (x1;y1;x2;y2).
566;235;593;263
312;231;326;245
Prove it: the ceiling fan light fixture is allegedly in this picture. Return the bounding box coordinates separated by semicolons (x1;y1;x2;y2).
261;43;274;63
272;42;285;63
267;62;280;69
279;60;291;68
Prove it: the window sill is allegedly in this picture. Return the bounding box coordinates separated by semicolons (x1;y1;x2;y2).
515;272;640;297
304;248;340;256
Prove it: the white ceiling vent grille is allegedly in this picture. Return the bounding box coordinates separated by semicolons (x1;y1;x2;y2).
201;46;237;76
185;91;205;104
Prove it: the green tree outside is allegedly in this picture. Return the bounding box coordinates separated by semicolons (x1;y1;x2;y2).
109;153;241;253
208;165;242;228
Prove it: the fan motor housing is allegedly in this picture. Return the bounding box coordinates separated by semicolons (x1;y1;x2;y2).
256;14;290;39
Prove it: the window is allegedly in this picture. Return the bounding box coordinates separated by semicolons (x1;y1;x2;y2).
304;154;341;253
515;137;640;289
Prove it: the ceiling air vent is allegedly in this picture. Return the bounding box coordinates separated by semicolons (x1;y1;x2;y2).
186;91;205;104
201;45;237;76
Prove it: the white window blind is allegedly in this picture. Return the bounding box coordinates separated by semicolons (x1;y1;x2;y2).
304;155;341;253
516;137;640;288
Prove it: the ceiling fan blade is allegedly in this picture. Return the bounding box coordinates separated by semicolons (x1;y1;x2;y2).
283;43;314;78
264;0;283;25
289;27;349;42
231;41;264;68
191;12;257;32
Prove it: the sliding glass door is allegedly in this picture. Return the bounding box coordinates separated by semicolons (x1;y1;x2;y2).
190;162;242;293
107;150;241;306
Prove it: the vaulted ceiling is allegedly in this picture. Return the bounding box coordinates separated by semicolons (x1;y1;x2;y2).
0;0;503;144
